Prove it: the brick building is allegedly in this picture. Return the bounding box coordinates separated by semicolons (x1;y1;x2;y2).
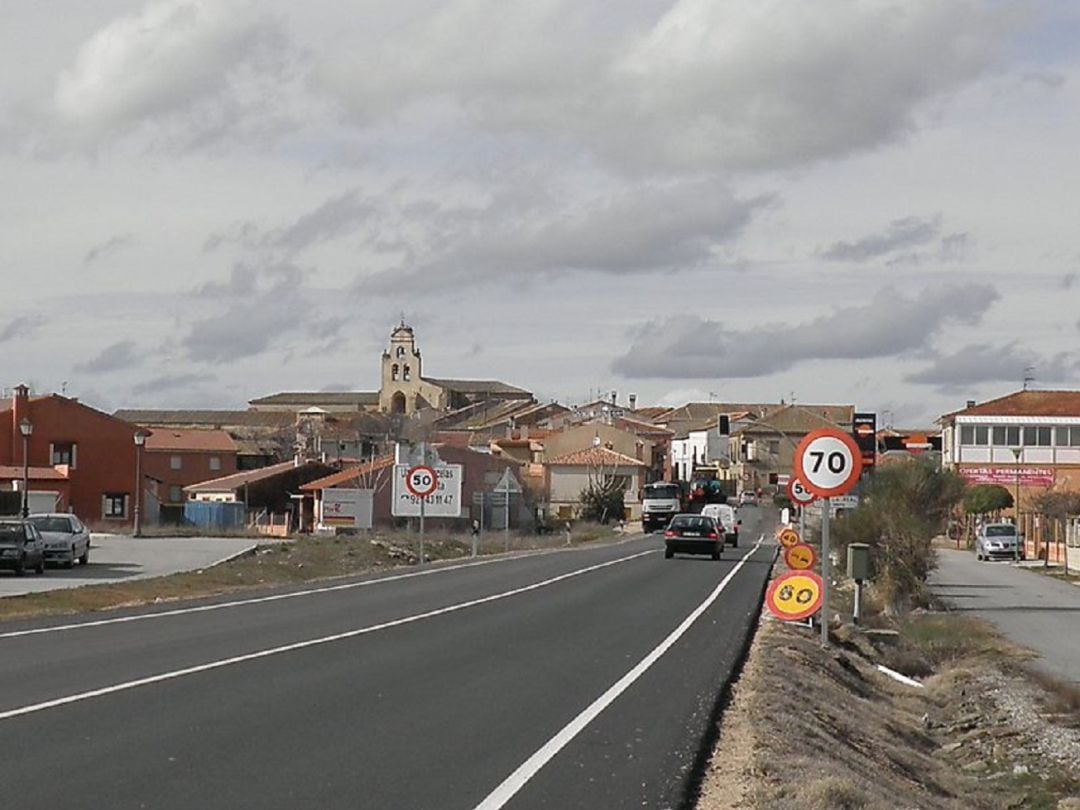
142;428;239;523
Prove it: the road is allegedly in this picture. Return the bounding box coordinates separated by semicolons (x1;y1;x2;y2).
0;534;257;597
0;509;774;810
931;548;1080;684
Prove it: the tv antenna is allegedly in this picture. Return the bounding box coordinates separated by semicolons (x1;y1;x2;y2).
1023;366;1036;391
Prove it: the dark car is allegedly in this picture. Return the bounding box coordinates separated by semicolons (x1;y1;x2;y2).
663;513;724;560
0;519;46;576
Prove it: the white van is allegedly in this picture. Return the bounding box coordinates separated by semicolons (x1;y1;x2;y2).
700;503;740;547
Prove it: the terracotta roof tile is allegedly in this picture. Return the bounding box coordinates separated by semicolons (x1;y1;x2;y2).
546;446;646;467
301;456;396;491
144;429;237;453
940;390;1080;420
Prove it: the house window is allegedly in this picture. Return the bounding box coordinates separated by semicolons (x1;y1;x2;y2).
1023;426;1052;446
403;364;411;381
170;455;182;470
992;426;1021;447
1071;427;1080;447
103;493;128;519
1055;426;1080;447
169;486;183;503
768;440;780;454
209;456;222;471
392;364;400;381
960;426;975;445
974;426;989;445
50;442;77;468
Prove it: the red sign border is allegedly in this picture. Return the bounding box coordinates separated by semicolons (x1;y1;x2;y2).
765;570;824;622
794;428;864;498
786;476;817;506
784;542;818;571
404;464;438;498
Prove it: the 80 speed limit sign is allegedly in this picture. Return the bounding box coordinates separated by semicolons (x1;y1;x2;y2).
793;428;863;498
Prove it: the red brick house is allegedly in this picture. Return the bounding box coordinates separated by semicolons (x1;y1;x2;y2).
142;428;239;522
0;385;142;527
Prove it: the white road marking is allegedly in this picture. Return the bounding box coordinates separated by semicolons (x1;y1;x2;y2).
0;541;634;640
473;537;765;810
0;549;657;722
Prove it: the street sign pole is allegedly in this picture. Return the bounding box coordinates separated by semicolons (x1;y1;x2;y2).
820;496;830;646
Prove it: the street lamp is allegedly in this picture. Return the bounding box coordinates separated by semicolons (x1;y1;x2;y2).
133;430;148;537
1011;446;1022;562
19;418;33;518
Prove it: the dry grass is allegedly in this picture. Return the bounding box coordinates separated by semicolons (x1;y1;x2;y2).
0;524;620;622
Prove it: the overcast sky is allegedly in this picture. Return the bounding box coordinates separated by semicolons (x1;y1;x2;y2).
3;0;1079;425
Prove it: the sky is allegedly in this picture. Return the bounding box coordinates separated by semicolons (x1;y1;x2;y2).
2;0;1079;426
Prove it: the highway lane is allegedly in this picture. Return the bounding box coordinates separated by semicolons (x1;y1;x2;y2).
0;508;776;809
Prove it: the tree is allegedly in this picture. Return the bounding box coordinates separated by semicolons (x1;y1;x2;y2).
963;484;1013;516
830;459;965;615
578;446;629;524
1031;490;1080;521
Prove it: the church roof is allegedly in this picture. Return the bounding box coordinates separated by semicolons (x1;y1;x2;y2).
423;378;531;397
248;391;380;407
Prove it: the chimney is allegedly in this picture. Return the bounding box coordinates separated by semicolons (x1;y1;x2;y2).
966;400;976;409
610;390;617;406
628;393;637;411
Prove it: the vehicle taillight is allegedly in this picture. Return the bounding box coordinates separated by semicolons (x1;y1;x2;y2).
664;530;676;539
708;532;718;540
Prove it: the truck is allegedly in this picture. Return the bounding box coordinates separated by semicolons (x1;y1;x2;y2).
641;482;683;533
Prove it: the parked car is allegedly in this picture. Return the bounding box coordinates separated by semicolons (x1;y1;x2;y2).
663;513;724;560
738;491;757;507
0;519;46;576
28;513;90;568
975;523;1023;561
700;503;741;547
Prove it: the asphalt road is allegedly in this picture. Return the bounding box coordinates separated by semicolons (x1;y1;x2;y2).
931;548;1080;683
0;509;775;810
0;534;257;597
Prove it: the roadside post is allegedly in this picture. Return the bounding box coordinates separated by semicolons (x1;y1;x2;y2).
405;459;438;565
794;428;863;646
847;543;871;624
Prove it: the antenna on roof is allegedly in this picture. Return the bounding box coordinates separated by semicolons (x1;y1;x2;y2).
1023;366;1036;391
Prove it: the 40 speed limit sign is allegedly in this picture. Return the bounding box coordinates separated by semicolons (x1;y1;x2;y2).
765;570;823;622
794;428;863;498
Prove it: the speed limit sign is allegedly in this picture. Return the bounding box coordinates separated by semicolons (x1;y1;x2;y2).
794;428;863;498
405;465;438;498
786;477;817;506
765;570;823;622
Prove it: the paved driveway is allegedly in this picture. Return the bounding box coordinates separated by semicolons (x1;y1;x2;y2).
0;534;257;598
930;548;1080;683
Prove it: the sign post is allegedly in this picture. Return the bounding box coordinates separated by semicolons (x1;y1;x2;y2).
787;477;816;548
405;459;438;565
794;428;863;646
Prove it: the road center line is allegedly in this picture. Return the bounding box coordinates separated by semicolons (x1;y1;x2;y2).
473;537;765;810
0;541;632;640
0;548;656;722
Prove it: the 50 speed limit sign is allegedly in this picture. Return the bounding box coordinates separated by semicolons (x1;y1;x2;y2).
404;465;438;498
794;428;863;498
786;477;817;506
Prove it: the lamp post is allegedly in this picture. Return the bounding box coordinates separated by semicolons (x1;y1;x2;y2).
19;418;33;518
133;430;148;537
1011;446;1022;562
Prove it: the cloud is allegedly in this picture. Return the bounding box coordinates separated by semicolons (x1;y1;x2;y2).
361;178;772;292
323;0;1019;173
820;215;969;263
130;372;215;396
52;0;307;149
84;234;134;265
905;343;1080;390
272;189;376;254
611;283;1000;379
75;340;140;373
0;316;43;344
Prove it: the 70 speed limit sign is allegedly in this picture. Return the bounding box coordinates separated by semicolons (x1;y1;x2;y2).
794;428;863;498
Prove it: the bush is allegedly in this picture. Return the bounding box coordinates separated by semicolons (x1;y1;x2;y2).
963;484;1013;516
579;483;625;524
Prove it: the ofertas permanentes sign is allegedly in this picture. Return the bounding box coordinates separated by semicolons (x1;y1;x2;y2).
393;463;464;517
960;467;1054;487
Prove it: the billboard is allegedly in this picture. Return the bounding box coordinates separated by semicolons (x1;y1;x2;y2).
852;412;876;468
392;464;464;517
959;467;1054;487
320;488;374;529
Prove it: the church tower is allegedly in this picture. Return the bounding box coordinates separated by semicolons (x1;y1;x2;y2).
379;319;425;414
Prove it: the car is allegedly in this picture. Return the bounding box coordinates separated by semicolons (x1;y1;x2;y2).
738;491;757;507
663;513;724;560
975;523;1023;561
0;519;46;576
700;503;741;547
28;513;90;568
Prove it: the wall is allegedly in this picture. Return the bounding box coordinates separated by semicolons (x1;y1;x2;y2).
143;450;239;506
543;424;650;464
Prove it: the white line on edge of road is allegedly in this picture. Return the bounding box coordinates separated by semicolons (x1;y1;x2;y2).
473;536;765;810
0;548;657;722
0;540;629;640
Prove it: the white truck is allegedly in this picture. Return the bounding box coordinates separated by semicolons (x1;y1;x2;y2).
641;482;682;533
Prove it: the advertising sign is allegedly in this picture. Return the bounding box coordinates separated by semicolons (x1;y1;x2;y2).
393;464;464;517
959;467;1054;487
320;488;373;529
852;412;877;468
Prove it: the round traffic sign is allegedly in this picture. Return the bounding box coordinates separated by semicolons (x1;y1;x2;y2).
777;528;800;548
786;477;817;506
794;429;863;498
405;465;438;498
765;570;823;622
784;543;817;571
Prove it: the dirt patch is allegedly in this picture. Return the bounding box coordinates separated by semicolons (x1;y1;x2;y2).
697;614;1080;809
